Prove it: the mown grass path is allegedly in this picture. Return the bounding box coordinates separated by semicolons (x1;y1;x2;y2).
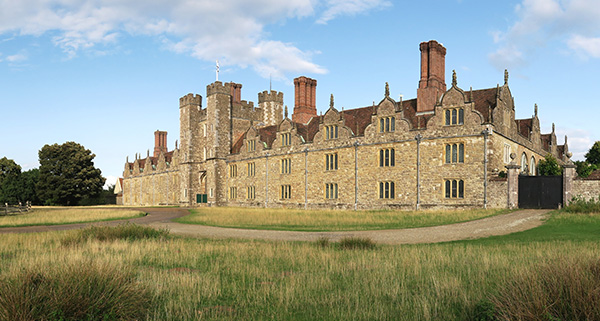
0;208;551;244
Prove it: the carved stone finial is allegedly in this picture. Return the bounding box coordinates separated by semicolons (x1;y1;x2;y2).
126;156;129;163
330;94;334;109
552;123;555;133
566;151;573;159
175;140;178;149
565;135;568;145
470;86;473;102
385;82;390;97
504;69;509;85
147;149;150;158
284;105;288;118
452;70;457;86
534;104;538;117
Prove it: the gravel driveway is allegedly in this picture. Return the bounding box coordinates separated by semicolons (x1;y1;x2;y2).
1;208;550;244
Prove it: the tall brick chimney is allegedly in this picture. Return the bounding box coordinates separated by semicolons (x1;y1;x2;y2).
230;82;242;104
153;130;167;157
417;40;446;113
292;76;317;124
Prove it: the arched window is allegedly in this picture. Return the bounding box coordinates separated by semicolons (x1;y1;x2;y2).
530;157;536;176
521;153;528;174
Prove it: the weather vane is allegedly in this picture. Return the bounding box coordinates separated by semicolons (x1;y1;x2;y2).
216;60;220;81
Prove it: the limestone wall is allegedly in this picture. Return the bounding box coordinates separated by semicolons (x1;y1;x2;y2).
572;178;600;201
487;178;508;208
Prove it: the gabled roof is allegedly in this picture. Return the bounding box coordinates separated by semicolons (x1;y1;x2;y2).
516;118;533;139
471;88;498;123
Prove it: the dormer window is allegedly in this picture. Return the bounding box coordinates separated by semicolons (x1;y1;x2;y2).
281;133;291;146
325;125;338;140
445;108;464;126
379;116;395;132
247;139;256;152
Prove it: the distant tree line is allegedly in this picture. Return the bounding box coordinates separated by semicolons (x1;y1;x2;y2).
1;142;111;206
537;141;600;177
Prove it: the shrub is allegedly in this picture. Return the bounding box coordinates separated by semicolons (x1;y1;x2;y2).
62;223;169;246
0;261;151;321
490;257;600;321
337;237;376;250
315;236;330;248
564;195;600;214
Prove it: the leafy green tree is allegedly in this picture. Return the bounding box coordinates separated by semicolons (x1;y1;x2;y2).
19;168;40;205
37;142;105;206
574;160;596;178
537;154;563;176
585;141;600;166
0;157;22;204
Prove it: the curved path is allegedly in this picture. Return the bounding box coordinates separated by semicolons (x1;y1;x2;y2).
0;208;550;244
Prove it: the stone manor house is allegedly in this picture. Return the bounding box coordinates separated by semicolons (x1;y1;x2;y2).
121;40;570;209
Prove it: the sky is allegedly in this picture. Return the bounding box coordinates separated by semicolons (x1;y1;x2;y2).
1;0;599;188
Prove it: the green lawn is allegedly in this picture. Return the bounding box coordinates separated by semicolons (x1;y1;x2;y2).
175;207;512;231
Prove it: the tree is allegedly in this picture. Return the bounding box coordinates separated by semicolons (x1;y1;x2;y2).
585;141;600;166
37;142;105;206
537;154;562;176
18;169;40;205
0;157;22;204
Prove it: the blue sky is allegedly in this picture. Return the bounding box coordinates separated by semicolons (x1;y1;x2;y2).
1;0;599;187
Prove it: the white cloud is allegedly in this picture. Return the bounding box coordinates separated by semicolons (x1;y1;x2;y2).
6;52;28;62
554;127;595;161
568;35;600;58
316;0;392;24
490;0;600;70
103;175;118;190
0;0;388;78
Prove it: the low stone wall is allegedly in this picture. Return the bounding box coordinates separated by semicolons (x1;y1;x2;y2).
572;178;600;201
488;178;508;208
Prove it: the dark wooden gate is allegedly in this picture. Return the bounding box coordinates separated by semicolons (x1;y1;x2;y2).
518;176;563;209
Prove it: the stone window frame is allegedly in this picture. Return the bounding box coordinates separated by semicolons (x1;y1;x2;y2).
379;116;396;133
444;179;464;199
444;108;464;126
503;144;511;164
247;186;256;200
530;156;536;176
325;125;339;140
520;152;528;174
325;183;338;199
445;142;465;164
229;164;237;178
379;181;395;199
247;162;255;177
280;132;292;147
379;148;395;167
325;153;338;171
229;186;237;200
281;184;291;199
247;139;256;152
281;158;291;174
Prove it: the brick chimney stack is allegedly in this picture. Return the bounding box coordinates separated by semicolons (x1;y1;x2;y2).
417;40;447;113
292;76;317;124
153;130;167;157
230;82;242;103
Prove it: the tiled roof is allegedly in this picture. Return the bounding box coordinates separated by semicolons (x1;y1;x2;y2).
541;134;551;152
342;105;374;136
471;88;497;123
516;118;532;139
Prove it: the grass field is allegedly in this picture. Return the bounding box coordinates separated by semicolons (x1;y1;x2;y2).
0;207;145;227
0;209;598;320
175;207;511;231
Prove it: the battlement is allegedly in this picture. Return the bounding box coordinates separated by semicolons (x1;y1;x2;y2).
206;81;232;96
179;93;202;108
258;90;284;104
237;100;254;109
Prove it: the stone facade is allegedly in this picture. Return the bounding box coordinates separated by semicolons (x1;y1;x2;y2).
122;40;569;209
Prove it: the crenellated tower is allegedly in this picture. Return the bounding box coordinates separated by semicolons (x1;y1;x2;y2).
258;90;284;126
205;81;233;205
179;93;202;205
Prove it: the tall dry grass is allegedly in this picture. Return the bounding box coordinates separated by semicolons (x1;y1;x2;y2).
0;207;144;227
0;227;598;320
177;207;510;231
